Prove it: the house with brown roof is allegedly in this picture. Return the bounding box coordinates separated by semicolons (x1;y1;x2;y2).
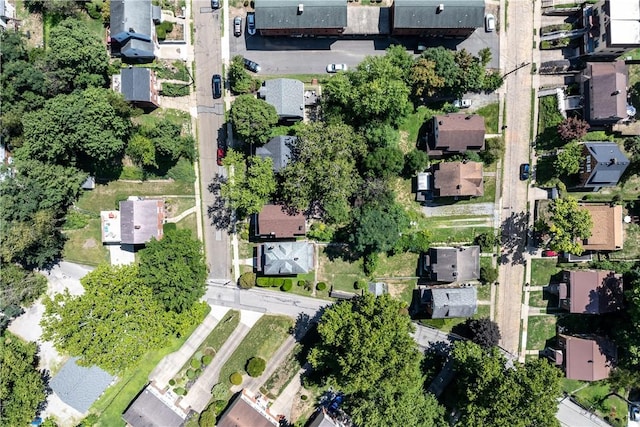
432;161;483;198
580;61;631;126
548;270;623;314
547;334;616;381
579;204;624;251
217;389;279;427
427;114;485;157
254;204;306;240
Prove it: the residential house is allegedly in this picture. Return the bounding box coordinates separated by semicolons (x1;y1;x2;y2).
217;389;279;427
308;407;349;427
255;135;295;172
427;114;485;157
548;270;623;314
122;385;188;427
110;0;160;63
257;241;314;275
113;67;160;109
0;0;15;29
431;161;484;198
576;142;630;190
254;0;347;36
367;282;388;296
391;0;484;37
579;204;624;251
580;61;631;127
421;286;478;319
547;334;616;381
254;204;306;240
50;357;114;414
422;246;480;282
101;199;164;246
258;78;305;122
579;0;640;59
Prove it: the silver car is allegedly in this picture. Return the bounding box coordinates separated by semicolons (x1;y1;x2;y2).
326;63;348;73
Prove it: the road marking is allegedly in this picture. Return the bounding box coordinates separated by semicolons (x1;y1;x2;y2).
215;230;222;241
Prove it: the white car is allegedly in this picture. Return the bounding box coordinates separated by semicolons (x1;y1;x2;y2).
326;63;348;73
485;14;495;32
453;99;472;108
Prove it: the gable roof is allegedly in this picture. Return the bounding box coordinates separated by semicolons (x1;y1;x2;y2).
430;114;485;154
425;286;478;318
217;390;279;427
50;357;114;414
432;161;483;197
110;0;152;36
256;135;295;172
261;241;313;275
120;67;153;103
255;0;347;30
424;246;480;282
122;385;187;427
392;0;484;29
258;79;305;120
564;269;623;314
579;204;624;251
560;334;616;381
119;199;164;245
580;142;630;188
256;204;306;239
308;408;341;427
582;61;629;124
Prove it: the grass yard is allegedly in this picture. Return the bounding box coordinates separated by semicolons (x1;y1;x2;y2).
385;280;417;307
527;289;559;309
260;344;302;400
475;102;500;134
398;106;440;152
261;74;328;84
526;315;557;350
133;108;191;129
238;240;255;260
530;258;561;286
374;252;420;278
175;212;198;236
536;95;564;151
218;315;293;388
421;304;490;333
164;197;195;218
570;174;640;203
77;181;194;213
317;247;367;293
63;217;109;266
573;382;628;427
92;307;209;426
610;222;640;260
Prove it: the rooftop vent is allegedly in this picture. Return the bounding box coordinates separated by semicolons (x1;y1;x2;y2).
612;90;620;96
297;3;303;14
465;115;472;120
134;225;141;229
437;3;444;13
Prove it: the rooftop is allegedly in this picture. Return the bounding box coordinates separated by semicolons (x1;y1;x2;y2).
579;204;624;251
122;385;188;427
582;61;628;124
50;357;114;414
608;0;640;45
217;390;279;427
560;334;616;381
260;241;314;275
258;78;305;120
425;286;478;319
424;246;480;282
432;161;483;197
564;269;623;314
255;135;295;172
392;0;484;29
119;199;164;245
256;204;306;239
255;0;347;30
580;142;630;188
120;67;155;104
430;114;485;155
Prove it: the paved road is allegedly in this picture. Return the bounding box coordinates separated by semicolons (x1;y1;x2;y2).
193;0;231;280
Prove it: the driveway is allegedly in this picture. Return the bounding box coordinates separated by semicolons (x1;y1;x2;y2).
422;202;495;218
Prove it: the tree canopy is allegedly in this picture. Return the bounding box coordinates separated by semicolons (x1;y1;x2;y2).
138;229;207;313
554;142;583;176
350;201;409;254
230;95;278;145
228;55;260;94
557;117;590;142
548;197;592;255
0;263;47;331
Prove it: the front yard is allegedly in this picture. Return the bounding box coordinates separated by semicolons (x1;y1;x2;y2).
526;314;556;350
530;258;561;286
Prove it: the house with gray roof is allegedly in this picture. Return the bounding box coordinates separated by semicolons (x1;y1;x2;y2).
50;357;114;414
119;199;164;245
422;286;478;319
254;0;347;36
577;142;630;190
115;67;160;109
110;0;159;63
0;0;15;29
367;282;388;296
580;61;631;126
255;136;295;172
122;385;187;427
257;241;313;275
578;1;640;59
422;246;480;283
258;79;305;122
391;0;484;37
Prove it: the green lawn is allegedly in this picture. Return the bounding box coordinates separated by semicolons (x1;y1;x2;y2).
561;378;585;394
218;315;293;388
610;222;640;260
526;315;557;350
317;247;366;293
62;217;109;266
537;95;564;151
398;106;440;152
133;108;191;129
165;197;196;218
92;306;210;426
374;252;420;278
527;289;559;309
175;212;198;236
261;74;328;84
475;102;500;134
386;280;417;307
574;382;628;427
530;259;562;286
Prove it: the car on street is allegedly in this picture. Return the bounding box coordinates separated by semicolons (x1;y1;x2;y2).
243;57;261;73
485;14;496;32
217;146;226;166
326;63;348;73
212;74;222;99
211;0;220;9
233;16;242;37
247;12;256;35
519;163;530;180
453;99;472;108
542;250;558;257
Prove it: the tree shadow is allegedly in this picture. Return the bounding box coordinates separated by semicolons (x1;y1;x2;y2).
207;174;232;232
323;242;360;263
499;211;529;266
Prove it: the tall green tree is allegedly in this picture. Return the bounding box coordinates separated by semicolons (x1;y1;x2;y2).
554;142;583;176
228;55;260;94
421;47;458;91
0;332;47;426
230;95;278;145
138;229;207;313
350;201;409;254
410;58;445;97
363;146;405;178
548;197;592;255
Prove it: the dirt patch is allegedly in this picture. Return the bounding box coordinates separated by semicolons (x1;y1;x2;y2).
289;387;317;424
15;7;44;48
398;130;411;154
82;238;97;249
387;282;405;299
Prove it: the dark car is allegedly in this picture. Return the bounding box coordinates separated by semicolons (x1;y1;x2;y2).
217;146;226;166
233;16;242;37
212;74;222;99
211;0;220;9
243;57;261;73
247;12;256;35
519;163;530;180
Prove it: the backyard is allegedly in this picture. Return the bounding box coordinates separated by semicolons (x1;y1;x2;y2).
526;314;556;350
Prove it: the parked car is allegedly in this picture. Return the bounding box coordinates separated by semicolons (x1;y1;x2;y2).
542;250;558;257
485;14;496;32
453;99;472;108
631;405;639;421
326;63;348;73
211;0;220;9
243;57;261;73
519;163;530;180
217;146;226;166
247;12;256;36
233;16;242;37
212;74;222;99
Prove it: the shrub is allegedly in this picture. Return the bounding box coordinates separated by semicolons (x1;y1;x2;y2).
199;404;217;426
230;372;243;385
480;266;498;284
161;83;190;97
354;279;367;290
186;369;196;379
167;158;196;183
63;211;90;230
163;222;177;232
557;117;590;142
403;150;429;177
174;387;186;395
301;395;308;401
239;272;257;289
281;279;293;292
202;355;213;365
191;358;202;369
307;222;335;242
246;357;266;377
363;252;379;276
297;280;306;287
256;277;271;287
475;232;497;252
211;383;230;401
316;282;327;291
169;379;176;386
195;368;202;376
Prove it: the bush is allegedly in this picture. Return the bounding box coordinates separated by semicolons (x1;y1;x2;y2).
256;277;271;287
273;278;285;288
169;379;176;386
163;222;178;232
307;222;334;242
199;404;217;427
239;272;257;289
354;279;367;290
246;357;267;377
186;368;196;379
230;372;243;385
167;158;196;183
394;230;431;254
195;368;202;376
475;232;497;252
301;395;308;401
202;355;213;365
480;137;505;165
174;387;186;395
363;252;379;276
316;282;327;291
480;266;498;284
281;279;293;292
63;211;91;230
297;280;306;287
191;358;202;369
403;149;429;177
161;82;190;97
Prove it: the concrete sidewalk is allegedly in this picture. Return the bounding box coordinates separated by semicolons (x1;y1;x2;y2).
269;366;306;419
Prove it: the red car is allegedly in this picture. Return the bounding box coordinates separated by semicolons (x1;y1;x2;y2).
216;147;226;166
542;250;558;257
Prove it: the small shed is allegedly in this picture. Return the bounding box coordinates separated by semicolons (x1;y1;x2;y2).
367;282;388;296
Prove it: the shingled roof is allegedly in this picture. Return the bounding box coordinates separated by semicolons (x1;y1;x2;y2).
561;270;623;314
120;67;156;104
256;136;295;172
582;61;629;125
432;161;484;197
579;204;624;251
392;0;484;30
254;0;347;30
559;334;616;381
217;390;279;427
423;246;480;282
110;0;155;61
50;358;114;414
424;286;478;319
119;199;164;245
259;79;305;121
429;114;485;156
260;241;313;275
122;385;187;427
578;142;630;189
256;204;306;239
